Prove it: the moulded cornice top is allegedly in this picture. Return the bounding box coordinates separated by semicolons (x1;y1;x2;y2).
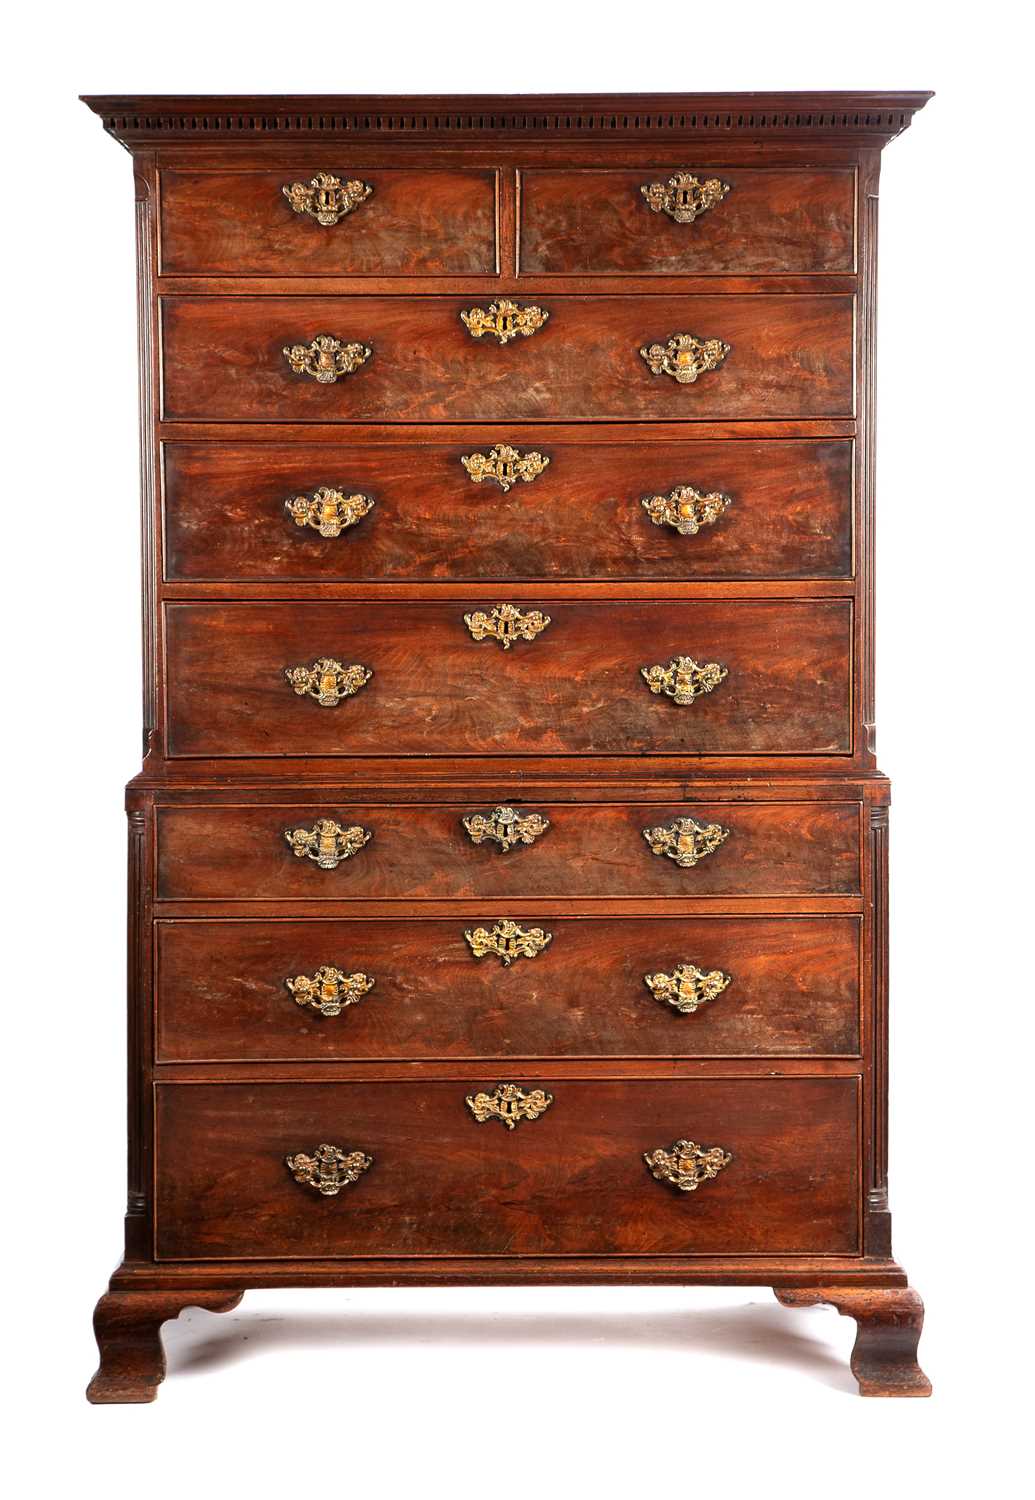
81;91;933;151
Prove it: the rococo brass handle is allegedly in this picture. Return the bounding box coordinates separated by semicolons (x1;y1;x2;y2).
282;172;373;225
285;657;372;707
464;919;553;965
644;1139;732;1192
283;334;371;383
642;485;732;536
466;1082;554;1129
462;805;550;852
464;603;551;649
461;299;550;344
639;332;730;384
640;656;728;705
644;964;732;1015
461;443;550;493
640;171;731;224
286;966;375;1017
285;487;374;538
642;816;730;869
284;819;372;870
286;1143;373;1195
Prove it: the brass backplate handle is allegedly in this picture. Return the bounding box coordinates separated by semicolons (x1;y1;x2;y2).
640;656;727;706
644;1139;732;1192
461;444;550;492
464;603;551;649
284;819;372;870
642;816;730;869
466;1083;554;1129
286;967;375;1017
286;1144;373;1195
285;487;374;538
462;806;550;852
461;299;549;344
283;335;371;383
282;173;372;225
285;658;372;707
639;332;730;384
644;964;732;1015
464;919;553;965
640;171;731;223
642;485;732;536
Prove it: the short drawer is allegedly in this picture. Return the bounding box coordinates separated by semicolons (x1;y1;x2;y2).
519;166;856;275
163;599;853;758
160;294;854;422
158;167;498;275
154;800;862;900
155;915;862;1062
162;437;854;583
154;1077;861;1259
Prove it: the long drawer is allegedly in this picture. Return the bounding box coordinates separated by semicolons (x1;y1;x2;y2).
155;915;862;1061
163;599;853;758
160;294;854;422
162;437;854;583
154;800;862;900
154;1078;860;1259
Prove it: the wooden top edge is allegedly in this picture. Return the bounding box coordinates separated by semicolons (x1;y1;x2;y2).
80;91;933;150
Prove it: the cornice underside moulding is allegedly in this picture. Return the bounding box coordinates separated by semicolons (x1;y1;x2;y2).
81;93;933;150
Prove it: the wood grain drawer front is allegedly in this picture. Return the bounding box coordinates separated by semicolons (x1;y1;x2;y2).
160;295;854;422
155;801;861;901
158;168;498;275
155;915;862;1062
163;600;852;758
519;167;856;275
163;438;854;583
154;1078;860;1259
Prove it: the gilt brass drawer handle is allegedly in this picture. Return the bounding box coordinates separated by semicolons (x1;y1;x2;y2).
283;335;371;383
285;658;372;707
285;487;374;538
642;816;730;868
466;1083;554;1129
284;819;372;870
644;1139;732;1193
465;919;553;965
641;656;727;705
642;485;732;536
640;171;731;224
464;603;551;649
461;444;550;493
462;805;550;852
282;172;372;225
461;299;550;344
286;1143;373;1196
640;332;730;384
645;964;732;1015
286;967;375;1018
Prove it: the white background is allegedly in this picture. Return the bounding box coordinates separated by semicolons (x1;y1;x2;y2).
3;2;1031;1492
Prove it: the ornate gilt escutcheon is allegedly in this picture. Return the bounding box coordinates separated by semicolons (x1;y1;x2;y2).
642;816;730;869
639;332;730;384
640;656;728;706
285;1143;373;1196
285;658;372;707
460;298;550;344
283;334;371;383
282;172;373;225
463;603;551;649
644;964;732;1015
464;919;553;966
644;1139;732;1193
284;819;372;870
285;487;375;538
462;805;551;852
641;485;732;537
460;444;550;493
465;1083;554;1130
640;171;731;224
286;966;375;1018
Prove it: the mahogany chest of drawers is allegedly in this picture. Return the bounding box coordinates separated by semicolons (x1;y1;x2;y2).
82;91;931;1401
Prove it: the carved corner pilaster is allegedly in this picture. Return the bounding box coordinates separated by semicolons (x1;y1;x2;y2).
866;802;892;1255
124;806;152;1259
132;158;159;762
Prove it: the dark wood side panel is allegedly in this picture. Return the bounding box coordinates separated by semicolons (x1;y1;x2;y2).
154;801;862;900
162;437;854;582
159;168;498;275
155;915;862;1061
159;295;855;422
519;167;856;275
163;599;853;757
154;1077;861;1258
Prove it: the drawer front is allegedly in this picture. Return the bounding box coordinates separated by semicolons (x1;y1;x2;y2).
156;915;862;1062
164;599;853;758
520;167;856;275
160;294;854;422
163;437;854;583
159;168;498;275
154;1078;860;1259
155;801;861;900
